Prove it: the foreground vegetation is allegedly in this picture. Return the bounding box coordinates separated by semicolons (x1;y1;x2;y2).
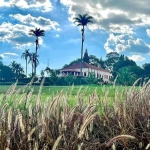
0;78;150;149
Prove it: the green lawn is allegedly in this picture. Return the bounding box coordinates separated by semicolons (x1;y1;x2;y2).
0;84;128;100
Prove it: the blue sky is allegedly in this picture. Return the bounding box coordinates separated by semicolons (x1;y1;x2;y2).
0;0;150;75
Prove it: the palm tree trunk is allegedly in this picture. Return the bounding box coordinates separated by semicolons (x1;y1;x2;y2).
36;38;38;55
32;63;33;76
35;61;36;75
26;59;27;77
35;38;38;75
80;26;84;76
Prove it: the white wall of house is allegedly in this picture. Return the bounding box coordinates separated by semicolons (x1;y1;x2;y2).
60;67;112;82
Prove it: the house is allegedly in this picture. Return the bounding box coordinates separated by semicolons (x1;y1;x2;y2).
60;62;112;82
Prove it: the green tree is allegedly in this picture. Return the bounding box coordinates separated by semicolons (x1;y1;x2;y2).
0;65;14;80
40;70;45;78
83;49;89;63
105;52;119;71
99;57;106;69
21;49;30;77
117;67;136;86
49;71;59;85
89;55;100;67
74;14;93;76
64;74;77;86
0;56;3;66
143;63;150;78
84;72;97;85
113;55;137;78
128;65;144;79
29;28;45;55
28;53;39;75
44;67;51;77
9;61;25;79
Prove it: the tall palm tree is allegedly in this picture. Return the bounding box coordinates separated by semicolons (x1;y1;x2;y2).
21;49;30;77
74;14;93;76
29;28;45;55
28;53;39;76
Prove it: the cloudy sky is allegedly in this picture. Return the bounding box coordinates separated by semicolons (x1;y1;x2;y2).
0;0;150;75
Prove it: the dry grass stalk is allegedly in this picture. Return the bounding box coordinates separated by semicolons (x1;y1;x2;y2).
106;135;136;148
28;127;36;141
145;143;150;150
7;108;12;130
52;134;63;150
18;110;25;133
78;112;98;139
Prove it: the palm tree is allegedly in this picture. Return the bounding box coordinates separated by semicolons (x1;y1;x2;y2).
44;67;51;77
21;49;30;77
28;53;39;76
74;14;93;76
29;28;45;55
10;61;16;72
10;61;24;79
40;70;45;78
17;66;25;78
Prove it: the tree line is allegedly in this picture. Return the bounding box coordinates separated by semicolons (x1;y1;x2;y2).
63;50;150;86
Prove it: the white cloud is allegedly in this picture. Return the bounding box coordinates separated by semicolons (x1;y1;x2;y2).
10;14;60;31
0;13;60;48
60;0;150;33
146;29;150;37
128;55;145;61
0;0;53;12
0;52;19;59
3;52;19;56
104;34;150;54
0;22;34;48
0;0;10;7
56;34;60;37
0;54;5;58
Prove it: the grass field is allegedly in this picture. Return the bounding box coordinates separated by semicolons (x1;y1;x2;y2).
0;84;127;98
0;79;148;149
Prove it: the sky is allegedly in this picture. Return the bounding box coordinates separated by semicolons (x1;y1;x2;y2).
0;0;150;75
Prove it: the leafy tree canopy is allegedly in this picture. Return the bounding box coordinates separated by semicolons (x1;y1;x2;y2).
83;49;89;63
142;63;150;77
105;52;120;71
0;65;15;80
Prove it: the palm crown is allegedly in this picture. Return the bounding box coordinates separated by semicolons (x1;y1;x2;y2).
29;28;45;37
74;14;93;27
29;28;45;54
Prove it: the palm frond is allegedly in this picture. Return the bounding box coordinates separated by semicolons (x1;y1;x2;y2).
74;14;93;27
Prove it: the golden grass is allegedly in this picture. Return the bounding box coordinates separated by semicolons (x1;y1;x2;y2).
0;78;149;149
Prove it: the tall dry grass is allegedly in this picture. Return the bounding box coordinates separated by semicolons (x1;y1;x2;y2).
0;78;149;149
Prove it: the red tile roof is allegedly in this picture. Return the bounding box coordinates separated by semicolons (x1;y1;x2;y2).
61;62;110;73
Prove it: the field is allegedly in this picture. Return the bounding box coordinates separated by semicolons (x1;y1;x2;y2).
0;84;126;99
0;78;149;150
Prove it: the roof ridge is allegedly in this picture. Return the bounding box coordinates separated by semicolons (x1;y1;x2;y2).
61;62;110;73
